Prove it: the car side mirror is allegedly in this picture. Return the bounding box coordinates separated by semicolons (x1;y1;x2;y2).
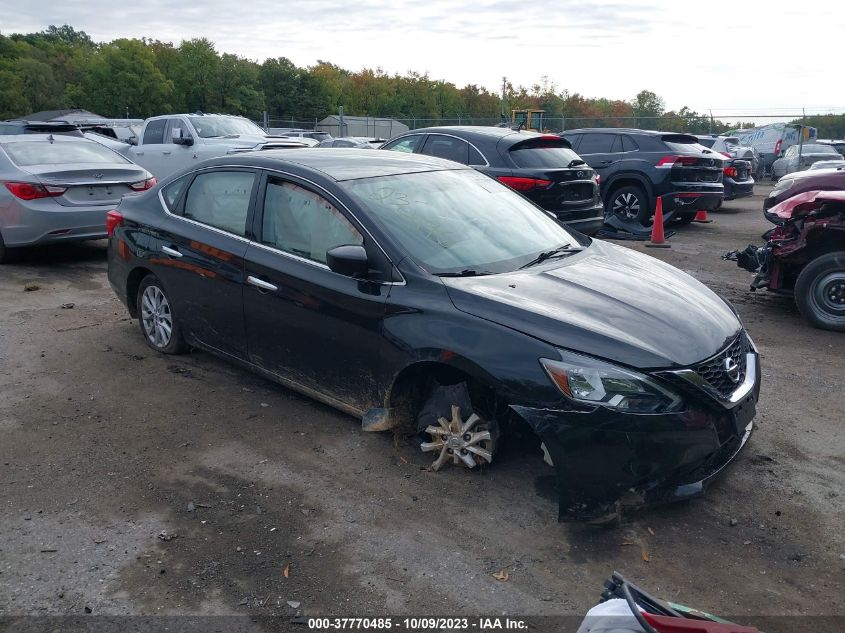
326;245;369;278
171;127;194;146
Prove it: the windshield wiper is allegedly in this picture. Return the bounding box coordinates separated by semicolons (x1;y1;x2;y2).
437;269;493;277
519;244;582;269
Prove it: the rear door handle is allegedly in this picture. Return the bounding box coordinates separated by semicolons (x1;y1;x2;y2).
247;276;278;292
599;160;614;165
161;245;182;258
162;151;172;155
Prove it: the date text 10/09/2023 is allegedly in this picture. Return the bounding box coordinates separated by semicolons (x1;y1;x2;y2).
307;617;529;630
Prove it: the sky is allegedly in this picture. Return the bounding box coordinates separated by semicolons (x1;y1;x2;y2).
2;0;843;122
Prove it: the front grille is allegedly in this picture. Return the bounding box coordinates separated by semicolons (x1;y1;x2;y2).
692;333;750;398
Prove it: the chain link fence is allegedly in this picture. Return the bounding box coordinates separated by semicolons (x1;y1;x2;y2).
254;114;739;137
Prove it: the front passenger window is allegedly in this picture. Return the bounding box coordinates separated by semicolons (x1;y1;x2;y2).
261;179;363;264
183;171;256;236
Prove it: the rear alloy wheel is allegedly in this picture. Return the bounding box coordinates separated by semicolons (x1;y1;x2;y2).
137;275;186;353
608;185;649;225
795;252;845;332
421;404;497;470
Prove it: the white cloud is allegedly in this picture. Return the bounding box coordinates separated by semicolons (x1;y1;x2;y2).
3;0;843;120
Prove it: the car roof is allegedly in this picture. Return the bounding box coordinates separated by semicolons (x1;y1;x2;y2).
203;148;471;181
398;125;552;141
562;128;675;136
0;133;94;143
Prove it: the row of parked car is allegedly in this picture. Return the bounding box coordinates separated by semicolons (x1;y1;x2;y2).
2;111;844;264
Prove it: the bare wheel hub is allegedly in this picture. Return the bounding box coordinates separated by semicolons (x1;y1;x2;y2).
421;404;494;470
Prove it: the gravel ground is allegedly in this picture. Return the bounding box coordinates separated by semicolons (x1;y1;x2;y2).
0;186;843;631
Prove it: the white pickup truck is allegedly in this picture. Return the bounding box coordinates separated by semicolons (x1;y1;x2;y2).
86;113;308;179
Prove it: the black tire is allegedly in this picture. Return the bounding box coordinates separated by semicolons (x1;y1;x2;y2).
606;185;650;225
136;274;187;353
794;252;845;332
415;382;498;470
713;199;723;211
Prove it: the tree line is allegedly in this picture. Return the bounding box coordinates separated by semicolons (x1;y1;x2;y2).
2;25;843;138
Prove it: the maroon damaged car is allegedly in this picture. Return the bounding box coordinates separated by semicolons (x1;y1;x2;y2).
727;190;845;331
764;165;845;215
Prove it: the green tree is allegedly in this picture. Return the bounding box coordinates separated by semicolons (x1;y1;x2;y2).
173;38;219;112
80;39;173;117
631;90;665;127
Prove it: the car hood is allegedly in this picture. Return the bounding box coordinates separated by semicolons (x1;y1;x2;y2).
441;240;740;369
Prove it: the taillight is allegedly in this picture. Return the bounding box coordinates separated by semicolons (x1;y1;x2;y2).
723;166;738;178
774;139;782;156
655;155;698;168
129;177;157;191
720;152;732;158
497;176;553;191
106;210;123;237
4;182;67;200
593;173;601;185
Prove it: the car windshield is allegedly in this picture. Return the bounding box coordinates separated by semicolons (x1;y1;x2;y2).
341;169;581;275
187;116;265;138
2;140;129;166
509;140;583;168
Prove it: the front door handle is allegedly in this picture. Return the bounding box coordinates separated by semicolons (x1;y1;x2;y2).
161;245;182;258
599;160;614;165
247;276;278;292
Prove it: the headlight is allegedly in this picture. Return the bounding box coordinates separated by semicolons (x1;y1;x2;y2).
540;352;684;413
770;178;794;195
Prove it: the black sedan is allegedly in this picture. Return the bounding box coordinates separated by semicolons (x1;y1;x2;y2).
381;126;604;235
107;150;760;522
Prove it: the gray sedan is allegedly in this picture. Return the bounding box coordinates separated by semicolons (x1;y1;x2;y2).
0;134;153;263
771;143;843;179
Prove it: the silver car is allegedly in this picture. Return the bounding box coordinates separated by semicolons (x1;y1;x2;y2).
0;134;153;263
771;143;843;179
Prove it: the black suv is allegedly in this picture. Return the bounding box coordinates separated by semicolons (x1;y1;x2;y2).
560;129;724;224
382;126;604;235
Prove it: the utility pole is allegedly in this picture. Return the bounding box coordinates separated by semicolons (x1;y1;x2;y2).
709;109;713;134
501;76;507;119
797;107;806;168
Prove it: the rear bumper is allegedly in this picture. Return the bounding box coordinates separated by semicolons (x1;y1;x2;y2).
0;201;110;247
545;202;604;236
724;179;755;201
662;191;723;212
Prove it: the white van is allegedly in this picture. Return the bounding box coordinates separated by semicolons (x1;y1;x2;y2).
727;123;817;175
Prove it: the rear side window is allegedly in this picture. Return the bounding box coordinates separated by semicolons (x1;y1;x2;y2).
183;171;256;236
697;138;716;148
143;119;167;144
420;135;470;164
577;133;616;154
509;139;582;168
3;140;129;166
620;135;638;152
384;135;424;153
162;176;189;211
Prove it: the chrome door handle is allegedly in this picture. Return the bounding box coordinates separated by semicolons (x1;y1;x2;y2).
161;245;182;258
162;151;172;155
247;276;278;292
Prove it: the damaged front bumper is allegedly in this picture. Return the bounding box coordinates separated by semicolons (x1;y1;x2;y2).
511;353;760;522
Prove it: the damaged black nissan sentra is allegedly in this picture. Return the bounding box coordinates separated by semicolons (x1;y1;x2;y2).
107;149;760;521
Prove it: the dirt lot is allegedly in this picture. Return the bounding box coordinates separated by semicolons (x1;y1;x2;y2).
1;186;843;631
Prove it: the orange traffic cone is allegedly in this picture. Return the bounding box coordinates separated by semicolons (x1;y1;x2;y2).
693;209;713;223
646;196;671;248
